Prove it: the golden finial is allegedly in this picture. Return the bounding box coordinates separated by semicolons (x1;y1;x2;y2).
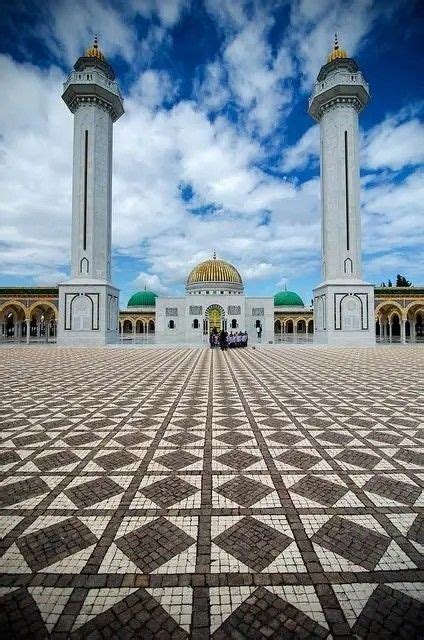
85;35;106;61
327;33;347;63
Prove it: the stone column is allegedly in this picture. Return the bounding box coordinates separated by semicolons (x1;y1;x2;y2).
26;319;30;344
410;320;415;343
400;318;406;345
389;322;392;343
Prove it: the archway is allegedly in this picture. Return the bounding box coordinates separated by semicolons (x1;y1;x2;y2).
123;319;132;334
148;319;155;333
205;304;225;333
285;319;293;334
297;319;306;334
307;319;314;334
1;301;27;341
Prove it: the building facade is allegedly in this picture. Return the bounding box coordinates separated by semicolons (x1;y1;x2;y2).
2;283;423;345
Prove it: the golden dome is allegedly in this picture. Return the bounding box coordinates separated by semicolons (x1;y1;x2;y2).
85;36;105;61
327;34;347;63
187;253;243;286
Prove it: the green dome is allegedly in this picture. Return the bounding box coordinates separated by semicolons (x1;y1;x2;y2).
127;291;157;307
274;291;304;307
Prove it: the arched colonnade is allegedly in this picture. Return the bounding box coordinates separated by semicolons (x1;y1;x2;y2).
274;316;314;341
119;316;155;340
375;301;424;344
0;299;58;343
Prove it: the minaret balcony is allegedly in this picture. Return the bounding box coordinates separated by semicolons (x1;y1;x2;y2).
62;70;124;120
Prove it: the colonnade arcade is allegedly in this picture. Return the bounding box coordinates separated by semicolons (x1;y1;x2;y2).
119;316;155;339
0;299;58;343
274;316;314;340
375;301;424;344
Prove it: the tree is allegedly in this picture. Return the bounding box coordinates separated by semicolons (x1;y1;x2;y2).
396;274;412;287
388;279;392;287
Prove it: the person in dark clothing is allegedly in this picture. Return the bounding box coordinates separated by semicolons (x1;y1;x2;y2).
219;329;228;351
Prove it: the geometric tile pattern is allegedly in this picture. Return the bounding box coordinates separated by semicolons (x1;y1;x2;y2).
0;344;423;638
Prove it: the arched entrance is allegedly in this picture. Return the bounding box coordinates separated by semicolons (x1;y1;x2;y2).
205;304;225;334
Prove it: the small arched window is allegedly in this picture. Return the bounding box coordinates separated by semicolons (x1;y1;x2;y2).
169;320;175;329
193;319;199;329
231;319;237;329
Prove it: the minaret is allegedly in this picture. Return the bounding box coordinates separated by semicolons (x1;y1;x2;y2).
308;35;375;345
57;38;124;345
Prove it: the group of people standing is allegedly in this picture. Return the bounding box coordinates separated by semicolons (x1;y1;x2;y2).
209;329;248;350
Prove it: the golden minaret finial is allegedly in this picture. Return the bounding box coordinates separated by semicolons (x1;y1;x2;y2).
85;34;106;61
327;33;347;63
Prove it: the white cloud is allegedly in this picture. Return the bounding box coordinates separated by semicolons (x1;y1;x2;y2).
281;125;319;172
133;272;168;294
362;109;424;171
289;0;379;88
132;0;188;28
41;0;137;66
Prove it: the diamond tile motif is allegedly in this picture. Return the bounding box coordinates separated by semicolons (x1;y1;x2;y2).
265;431;303;445
214;431;252;446
115;517;195;572
1;344;423;637
63;432;99;447
363;475;421;505
94;450;139;471
155;450;200;470
164;432;202;446
311;516;390;570
408;515;423;546
215;475;273;507
65;477;123;508
113;432;151;447
335;449;380;469
394;449;424;467
0;477;49;508
276;449;320;469
12;433;49;447
215;449;260;470
213;516;292;571
352;585;424;638
17;517;97;572
317;431;353;445
34;450;79;471
212;587;329;639
141;477;199;508
0;588;48;638
0;450;20;466
290;475;348;506
71;587;189;639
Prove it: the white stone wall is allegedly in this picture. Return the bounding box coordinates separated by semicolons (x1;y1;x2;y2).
71;104;113;282
320;105;362;282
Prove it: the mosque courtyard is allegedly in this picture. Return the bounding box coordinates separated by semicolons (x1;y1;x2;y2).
0;344;423;639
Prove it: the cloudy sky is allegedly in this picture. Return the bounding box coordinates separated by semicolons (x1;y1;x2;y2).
0;0;423;305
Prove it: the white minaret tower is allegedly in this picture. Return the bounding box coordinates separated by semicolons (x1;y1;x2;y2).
309;36;375;345
58;38;124;345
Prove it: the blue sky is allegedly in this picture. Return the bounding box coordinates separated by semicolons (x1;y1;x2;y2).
0;0;423;307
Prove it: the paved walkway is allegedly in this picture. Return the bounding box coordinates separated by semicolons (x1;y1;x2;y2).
0;345;423;638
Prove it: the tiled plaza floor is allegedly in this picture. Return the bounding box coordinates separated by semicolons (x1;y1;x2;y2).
0;344;423;639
